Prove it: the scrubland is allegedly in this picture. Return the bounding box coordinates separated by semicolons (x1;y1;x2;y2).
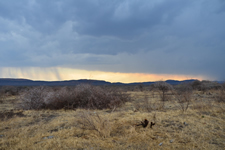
0;81;225;150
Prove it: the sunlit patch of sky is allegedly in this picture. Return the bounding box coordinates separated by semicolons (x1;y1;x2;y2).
0;67;207;83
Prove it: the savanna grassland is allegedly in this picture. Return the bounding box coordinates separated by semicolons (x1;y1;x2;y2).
0;81;225;150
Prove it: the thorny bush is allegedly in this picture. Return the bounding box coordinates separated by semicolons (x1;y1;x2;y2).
153;81;173;102
78;111;112;138
216;84;225;103
173;83;193;112
18;84;131;110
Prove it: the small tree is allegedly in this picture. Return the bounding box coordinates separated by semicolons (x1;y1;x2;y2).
191;80;201;90
174;83;193;112
153;81;173;102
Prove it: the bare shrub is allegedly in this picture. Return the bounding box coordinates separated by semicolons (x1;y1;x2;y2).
44;87;76;110
78;111;112;138
18;86;49;110
107;88;131;110
18;84;131;110
174;83;193;112
134;93;164;112
215;85;225;103
74;84;112;109
191;80;201;90
0;86;22;96
191;80;222;93
0;90;5;104
71;84;130;110
199;81;212;93
153;81;173;102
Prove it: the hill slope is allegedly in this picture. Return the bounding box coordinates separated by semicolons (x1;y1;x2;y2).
0;78;197;86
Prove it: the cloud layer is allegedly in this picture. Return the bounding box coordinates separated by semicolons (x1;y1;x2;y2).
0;0;225;80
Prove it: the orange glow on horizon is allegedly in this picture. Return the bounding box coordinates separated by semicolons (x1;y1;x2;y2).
0;67;206;83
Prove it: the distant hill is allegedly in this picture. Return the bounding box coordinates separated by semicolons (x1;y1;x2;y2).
166;79;197;85
0;78;200;86
126;79;197;85
0;78;113;86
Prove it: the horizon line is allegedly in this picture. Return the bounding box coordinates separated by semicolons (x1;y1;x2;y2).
0;77;213;84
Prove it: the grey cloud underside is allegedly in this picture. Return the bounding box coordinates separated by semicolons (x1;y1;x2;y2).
0;0;225;80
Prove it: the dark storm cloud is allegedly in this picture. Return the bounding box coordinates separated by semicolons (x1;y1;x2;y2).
0;0;225;80
0;0;191;38
70;0;190;38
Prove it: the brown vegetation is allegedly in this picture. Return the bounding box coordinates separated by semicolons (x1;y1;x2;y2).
153;81;173;102
17;84;131;110
173;83;193;112
0;81;225;149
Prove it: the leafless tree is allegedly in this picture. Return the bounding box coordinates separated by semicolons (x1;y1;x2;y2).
174;83;193;112
153;81;173;102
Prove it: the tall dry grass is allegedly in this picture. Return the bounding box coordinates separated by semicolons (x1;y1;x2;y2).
1;86;225;149
78;111;112;138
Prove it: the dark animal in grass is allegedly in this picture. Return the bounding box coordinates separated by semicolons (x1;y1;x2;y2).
136;119;149;128
150;122;155;128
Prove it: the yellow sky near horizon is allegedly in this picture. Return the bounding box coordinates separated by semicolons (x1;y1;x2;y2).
0;67;206;83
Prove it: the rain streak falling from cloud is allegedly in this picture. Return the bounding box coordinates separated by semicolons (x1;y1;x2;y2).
0;0;225;81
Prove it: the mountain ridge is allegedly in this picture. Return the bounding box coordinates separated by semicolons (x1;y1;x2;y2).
0;78;199;86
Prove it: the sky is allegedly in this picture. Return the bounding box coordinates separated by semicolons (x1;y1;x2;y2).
0;0;225;83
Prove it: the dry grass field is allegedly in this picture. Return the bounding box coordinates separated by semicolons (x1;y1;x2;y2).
0;86;225;150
